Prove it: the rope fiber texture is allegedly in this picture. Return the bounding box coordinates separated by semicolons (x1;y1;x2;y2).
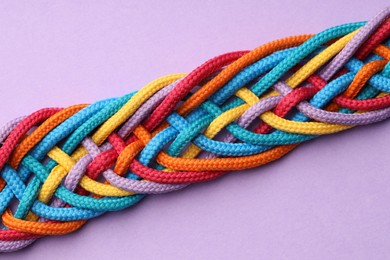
1;7;390;252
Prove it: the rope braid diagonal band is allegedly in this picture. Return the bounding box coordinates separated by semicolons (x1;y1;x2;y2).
0;7;390;252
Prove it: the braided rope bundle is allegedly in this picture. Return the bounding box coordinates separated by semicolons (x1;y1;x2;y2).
1;7;390;253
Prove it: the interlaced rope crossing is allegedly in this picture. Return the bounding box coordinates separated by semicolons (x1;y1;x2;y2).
1;7;390;252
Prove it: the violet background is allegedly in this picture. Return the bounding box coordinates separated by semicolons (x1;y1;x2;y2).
1;1;390;259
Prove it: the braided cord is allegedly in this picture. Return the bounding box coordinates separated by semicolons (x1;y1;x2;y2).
0;7;390;252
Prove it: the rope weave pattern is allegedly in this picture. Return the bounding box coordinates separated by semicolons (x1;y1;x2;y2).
1;7;390;252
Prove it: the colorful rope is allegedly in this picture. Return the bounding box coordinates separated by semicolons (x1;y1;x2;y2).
1;7;390;252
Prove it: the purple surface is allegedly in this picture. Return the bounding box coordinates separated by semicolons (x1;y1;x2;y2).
1;1;390;259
